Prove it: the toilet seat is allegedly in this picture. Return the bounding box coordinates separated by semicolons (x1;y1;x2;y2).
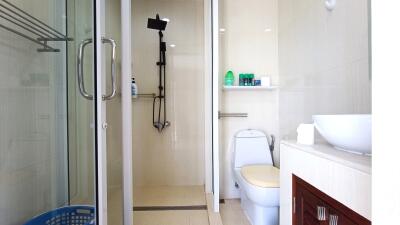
234;165;280;225
234;166;280;207
240;165;279;188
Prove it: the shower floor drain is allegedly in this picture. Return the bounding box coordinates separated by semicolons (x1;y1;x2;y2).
133;205;207;211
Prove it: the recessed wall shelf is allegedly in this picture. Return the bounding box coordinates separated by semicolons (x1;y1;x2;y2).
222;85;278;91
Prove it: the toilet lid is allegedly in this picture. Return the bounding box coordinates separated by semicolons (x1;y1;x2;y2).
240;165;280;188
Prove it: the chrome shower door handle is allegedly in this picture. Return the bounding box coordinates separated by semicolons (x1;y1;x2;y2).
77;37;116;100
77;38;94;100
101;37;117;100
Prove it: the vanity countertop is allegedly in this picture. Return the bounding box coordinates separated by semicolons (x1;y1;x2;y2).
281;140;371;174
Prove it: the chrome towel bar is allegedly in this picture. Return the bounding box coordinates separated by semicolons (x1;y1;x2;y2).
218;111;248;119
137;93;156;98
121;93;157;98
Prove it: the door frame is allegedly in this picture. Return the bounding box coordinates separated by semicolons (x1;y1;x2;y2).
205;0;220;213
211;0;220;213
95;0;133;224
94;0;107;224
120;0;133;225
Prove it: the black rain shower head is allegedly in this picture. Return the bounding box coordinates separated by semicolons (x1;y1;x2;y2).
147;14;167;31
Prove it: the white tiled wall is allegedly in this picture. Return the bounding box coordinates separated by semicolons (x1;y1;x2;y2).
278;0;371;140
131;0;206;186
219;0;279;199
0;1;68;224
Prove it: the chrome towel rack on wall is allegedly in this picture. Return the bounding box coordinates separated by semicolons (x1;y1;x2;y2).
218;111;248;119
120;93;157;99
0;0;72;52
137;93;156;98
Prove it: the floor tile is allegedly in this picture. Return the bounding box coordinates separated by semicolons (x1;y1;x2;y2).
220;199;251;225
133;210;209;225
133;185;206;207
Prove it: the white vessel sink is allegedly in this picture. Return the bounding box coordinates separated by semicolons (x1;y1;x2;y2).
312;114;371;154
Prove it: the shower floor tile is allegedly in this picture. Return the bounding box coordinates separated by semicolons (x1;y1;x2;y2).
133;185;206;207
133;210;209;225
108;185;209;225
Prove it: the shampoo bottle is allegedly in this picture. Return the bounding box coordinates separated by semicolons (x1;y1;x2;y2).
131;77;138;98
224;71;235;86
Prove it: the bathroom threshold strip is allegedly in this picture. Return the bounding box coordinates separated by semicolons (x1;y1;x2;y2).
133;205;207;211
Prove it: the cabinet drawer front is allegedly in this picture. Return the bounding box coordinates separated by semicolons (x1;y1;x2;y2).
328;208;359;225
293;175;370;225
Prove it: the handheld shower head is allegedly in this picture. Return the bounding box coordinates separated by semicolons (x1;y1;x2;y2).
147;14;167;31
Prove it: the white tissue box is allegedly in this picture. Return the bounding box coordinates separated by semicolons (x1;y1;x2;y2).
261;76;271;87
297;123;315;145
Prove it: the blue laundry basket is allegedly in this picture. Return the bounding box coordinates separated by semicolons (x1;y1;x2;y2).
23;205;95;225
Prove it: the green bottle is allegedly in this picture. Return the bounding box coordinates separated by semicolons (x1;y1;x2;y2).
224;70;235;86
248;73;255;86
239;73;245;86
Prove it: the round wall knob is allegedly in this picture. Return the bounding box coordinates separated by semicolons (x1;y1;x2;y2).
325;0;336;11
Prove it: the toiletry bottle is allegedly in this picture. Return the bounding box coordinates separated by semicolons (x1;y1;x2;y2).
131;77;138;98
239;74;245;86
224;70;234;86
244;74;249;86
249;74;255;86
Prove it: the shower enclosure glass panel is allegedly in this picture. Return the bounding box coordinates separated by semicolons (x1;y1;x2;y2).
0;0;103;224
67;0;96;207
0;0;69;224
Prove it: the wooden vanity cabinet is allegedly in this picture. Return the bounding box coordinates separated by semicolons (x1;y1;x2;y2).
292;175;371;225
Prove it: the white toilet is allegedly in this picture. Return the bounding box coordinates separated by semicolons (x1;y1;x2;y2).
232;129;280;225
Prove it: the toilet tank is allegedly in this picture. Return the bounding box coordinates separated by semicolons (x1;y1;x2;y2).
233;129;273;168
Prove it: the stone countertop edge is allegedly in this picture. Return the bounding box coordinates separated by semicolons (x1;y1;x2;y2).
281;140;371;174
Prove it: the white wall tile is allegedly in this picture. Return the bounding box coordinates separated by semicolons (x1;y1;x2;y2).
278;0;371;139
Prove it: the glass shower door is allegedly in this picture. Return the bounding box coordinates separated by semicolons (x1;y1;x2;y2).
68;0;122;223
67;0;97;207
67;0;111;224
0;0;112;224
